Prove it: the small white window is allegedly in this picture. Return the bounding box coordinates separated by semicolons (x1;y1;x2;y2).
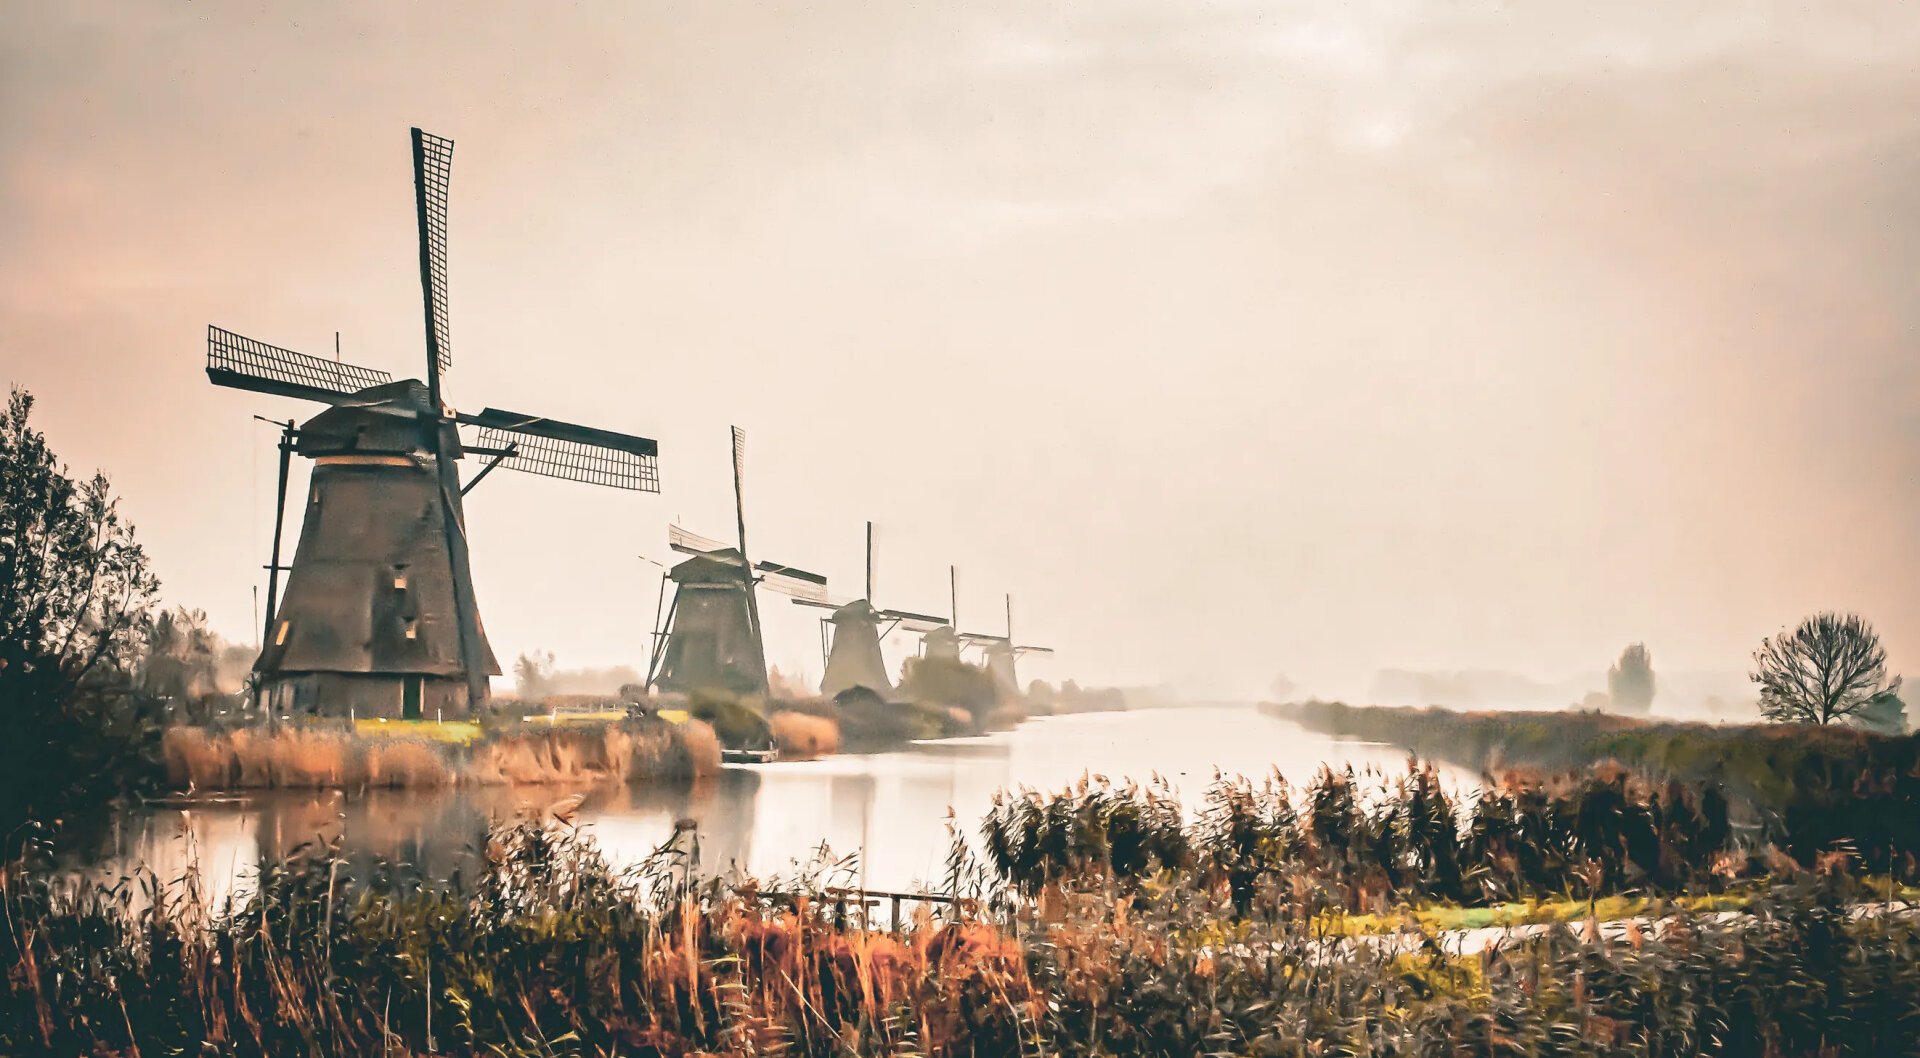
274;620;291;646
393;574;408;590
404;619;418;640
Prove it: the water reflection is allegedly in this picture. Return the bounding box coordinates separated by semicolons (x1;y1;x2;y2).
87;706;1468;899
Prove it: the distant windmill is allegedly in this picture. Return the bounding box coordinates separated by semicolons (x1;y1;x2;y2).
918;564;965;662
646;427;826;698
206;128;661;719
791;521;948;700
962;594;1054;699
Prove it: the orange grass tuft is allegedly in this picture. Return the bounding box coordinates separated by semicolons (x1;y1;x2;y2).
769;711;841;760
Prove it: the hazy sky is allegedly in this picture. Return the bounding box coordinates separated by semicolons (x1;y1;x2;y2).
3;1;1916;700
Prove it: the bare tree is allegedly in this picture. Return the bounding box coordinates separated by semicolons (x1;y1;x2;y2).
1606;643;1656;715
1751;613;1902;726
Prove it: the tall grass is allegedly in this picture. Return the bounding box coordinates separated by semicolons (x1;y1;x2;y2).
769;710;841;759
4;809;1916;1057
161;718;720;791
1274;700;1920;875
981;764;1757;913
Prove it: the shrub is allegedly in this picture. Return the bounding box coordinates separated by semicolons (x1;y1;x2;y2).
769;711;840;760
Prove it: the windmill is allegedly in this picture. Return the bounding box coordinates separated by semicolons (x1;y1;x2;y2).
206;127;661;719
646;427;826;698
791;521;948;700
962;594;1054;700
918;564;965;662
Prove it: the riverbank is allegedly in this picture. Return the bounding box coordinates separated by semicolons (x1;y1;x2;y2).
1262;699;1919;789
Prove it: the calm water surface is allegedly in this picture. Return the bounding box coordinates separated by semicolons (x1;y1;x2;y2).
88;705;1470;903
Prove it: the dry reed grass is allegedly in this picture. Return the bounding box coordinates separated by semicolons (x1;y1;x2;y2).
161;726;230;789
361;739;453;787
159;718;721;791
15;810;1916;1058
675;719;722;777
769;711;840;760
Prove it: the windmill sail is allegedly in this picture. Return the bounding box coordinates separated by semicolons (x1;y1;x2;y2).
411;128;455;390
878;608;950;633
206;123;663;721
668;523;731;556
756;562;829;604
461;407;660;491
206;326;393;404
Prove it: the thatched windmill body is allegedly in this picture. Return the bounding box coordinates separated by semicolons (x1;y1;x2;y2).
792;522;947;700
646;427;826;698
206;128;661;718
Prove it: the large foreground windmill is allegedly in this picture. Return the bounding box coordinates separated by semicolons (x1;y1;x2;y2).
791;522;948;700
206;128;661;719
646;427;826;699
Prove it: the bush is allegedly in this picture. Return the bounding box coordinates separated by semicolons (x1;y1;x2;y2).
769;711;840;759
687;688;773;750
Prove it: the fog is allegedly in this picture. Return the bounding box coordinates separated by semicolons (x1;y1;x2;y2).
4;1;1916;701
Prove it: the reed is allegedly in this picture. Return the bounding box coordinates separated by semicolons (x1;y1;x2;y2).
4;808;1916;1057
769;710;840;760
1272;700;1920;874
980;763;1786;912
158;717;720;791
672;717;722;777
361;738;454;788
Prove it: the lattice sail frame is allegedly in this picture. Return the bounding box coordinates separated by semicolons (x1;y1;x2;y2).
669;523;730;555
472;425;660;492
757;565;829;604
412;128;455;376
207;325;393;401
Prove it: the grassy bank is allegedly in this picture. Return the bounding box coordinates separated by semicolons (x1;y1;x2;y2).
1269;699;1920;868
5;810;1916;1057
161;717;721;791
1265;700;1919;792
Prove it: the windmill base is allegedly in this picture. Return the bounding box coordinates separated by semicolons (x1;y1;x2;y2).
259;671;481;721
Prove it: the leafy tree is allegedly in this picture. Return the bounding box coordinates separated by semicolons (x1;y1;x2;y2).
0;387;160;834
139;607;250;721
513;649;555;699
1606;642;1656;714
1855;689;1909;736
1752;612;1903;726
899;655;998;721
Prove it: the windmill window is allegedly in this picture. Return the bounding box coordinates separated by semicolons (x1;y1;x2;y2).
274;620;291;646
403;619;419;640
393;574;408;590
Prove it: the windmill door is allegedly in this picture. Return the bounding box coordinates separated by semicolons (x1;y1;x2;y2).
403;675;423;720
